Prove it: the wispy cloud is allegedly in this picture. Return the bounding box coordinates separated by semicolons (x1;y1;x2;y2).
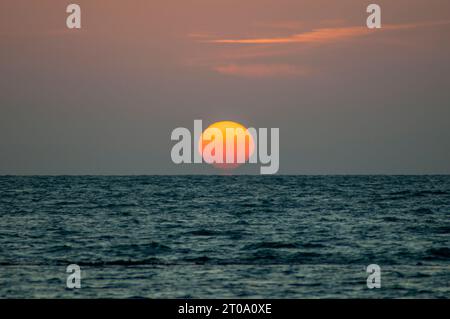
190;20;450;78
209;26;369;44
206;20;450;45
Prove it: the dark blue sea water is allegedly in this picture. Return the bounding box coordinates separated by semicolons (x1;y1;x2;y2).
0;176;449;298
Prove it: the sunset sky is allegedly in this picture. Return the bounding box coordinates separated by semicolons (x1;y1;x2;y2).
1;0;450;174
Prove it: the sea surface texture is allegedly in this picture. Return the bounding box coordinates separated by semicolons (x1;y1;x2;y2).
0;176;449;298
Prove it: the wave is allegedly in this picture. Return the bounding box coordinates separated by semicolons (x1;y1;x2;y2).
243;242;298;250
185;229;219;236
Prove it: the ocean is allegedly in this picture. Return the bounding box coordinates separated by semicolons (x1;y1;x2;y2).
0;176;449;298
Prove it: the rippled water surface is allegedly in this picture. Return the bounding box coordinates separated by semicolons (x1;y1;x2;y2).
0;176;449;298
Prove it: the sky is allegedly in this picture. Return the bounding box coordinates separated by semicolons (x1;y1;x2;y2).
1;0;450;175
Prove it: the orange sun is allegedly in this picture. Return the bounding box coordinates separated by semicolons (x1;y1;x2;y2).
199;121;255;170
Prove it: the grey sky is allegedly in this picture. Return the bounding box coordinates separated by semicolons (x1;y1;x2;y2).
1;0;449;174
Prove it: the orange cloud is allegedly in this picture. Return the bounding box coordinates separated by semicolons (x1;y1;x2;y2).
193;20;450;78
209;26;372;44
207;20;450;45
213;64;311;78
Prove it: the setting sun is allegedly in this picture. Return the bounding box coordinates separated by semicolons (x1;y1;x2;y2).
199;121;255;170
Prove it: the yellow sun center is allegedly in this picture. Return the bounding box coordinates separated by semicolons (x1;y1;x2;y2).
199;121;255;169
